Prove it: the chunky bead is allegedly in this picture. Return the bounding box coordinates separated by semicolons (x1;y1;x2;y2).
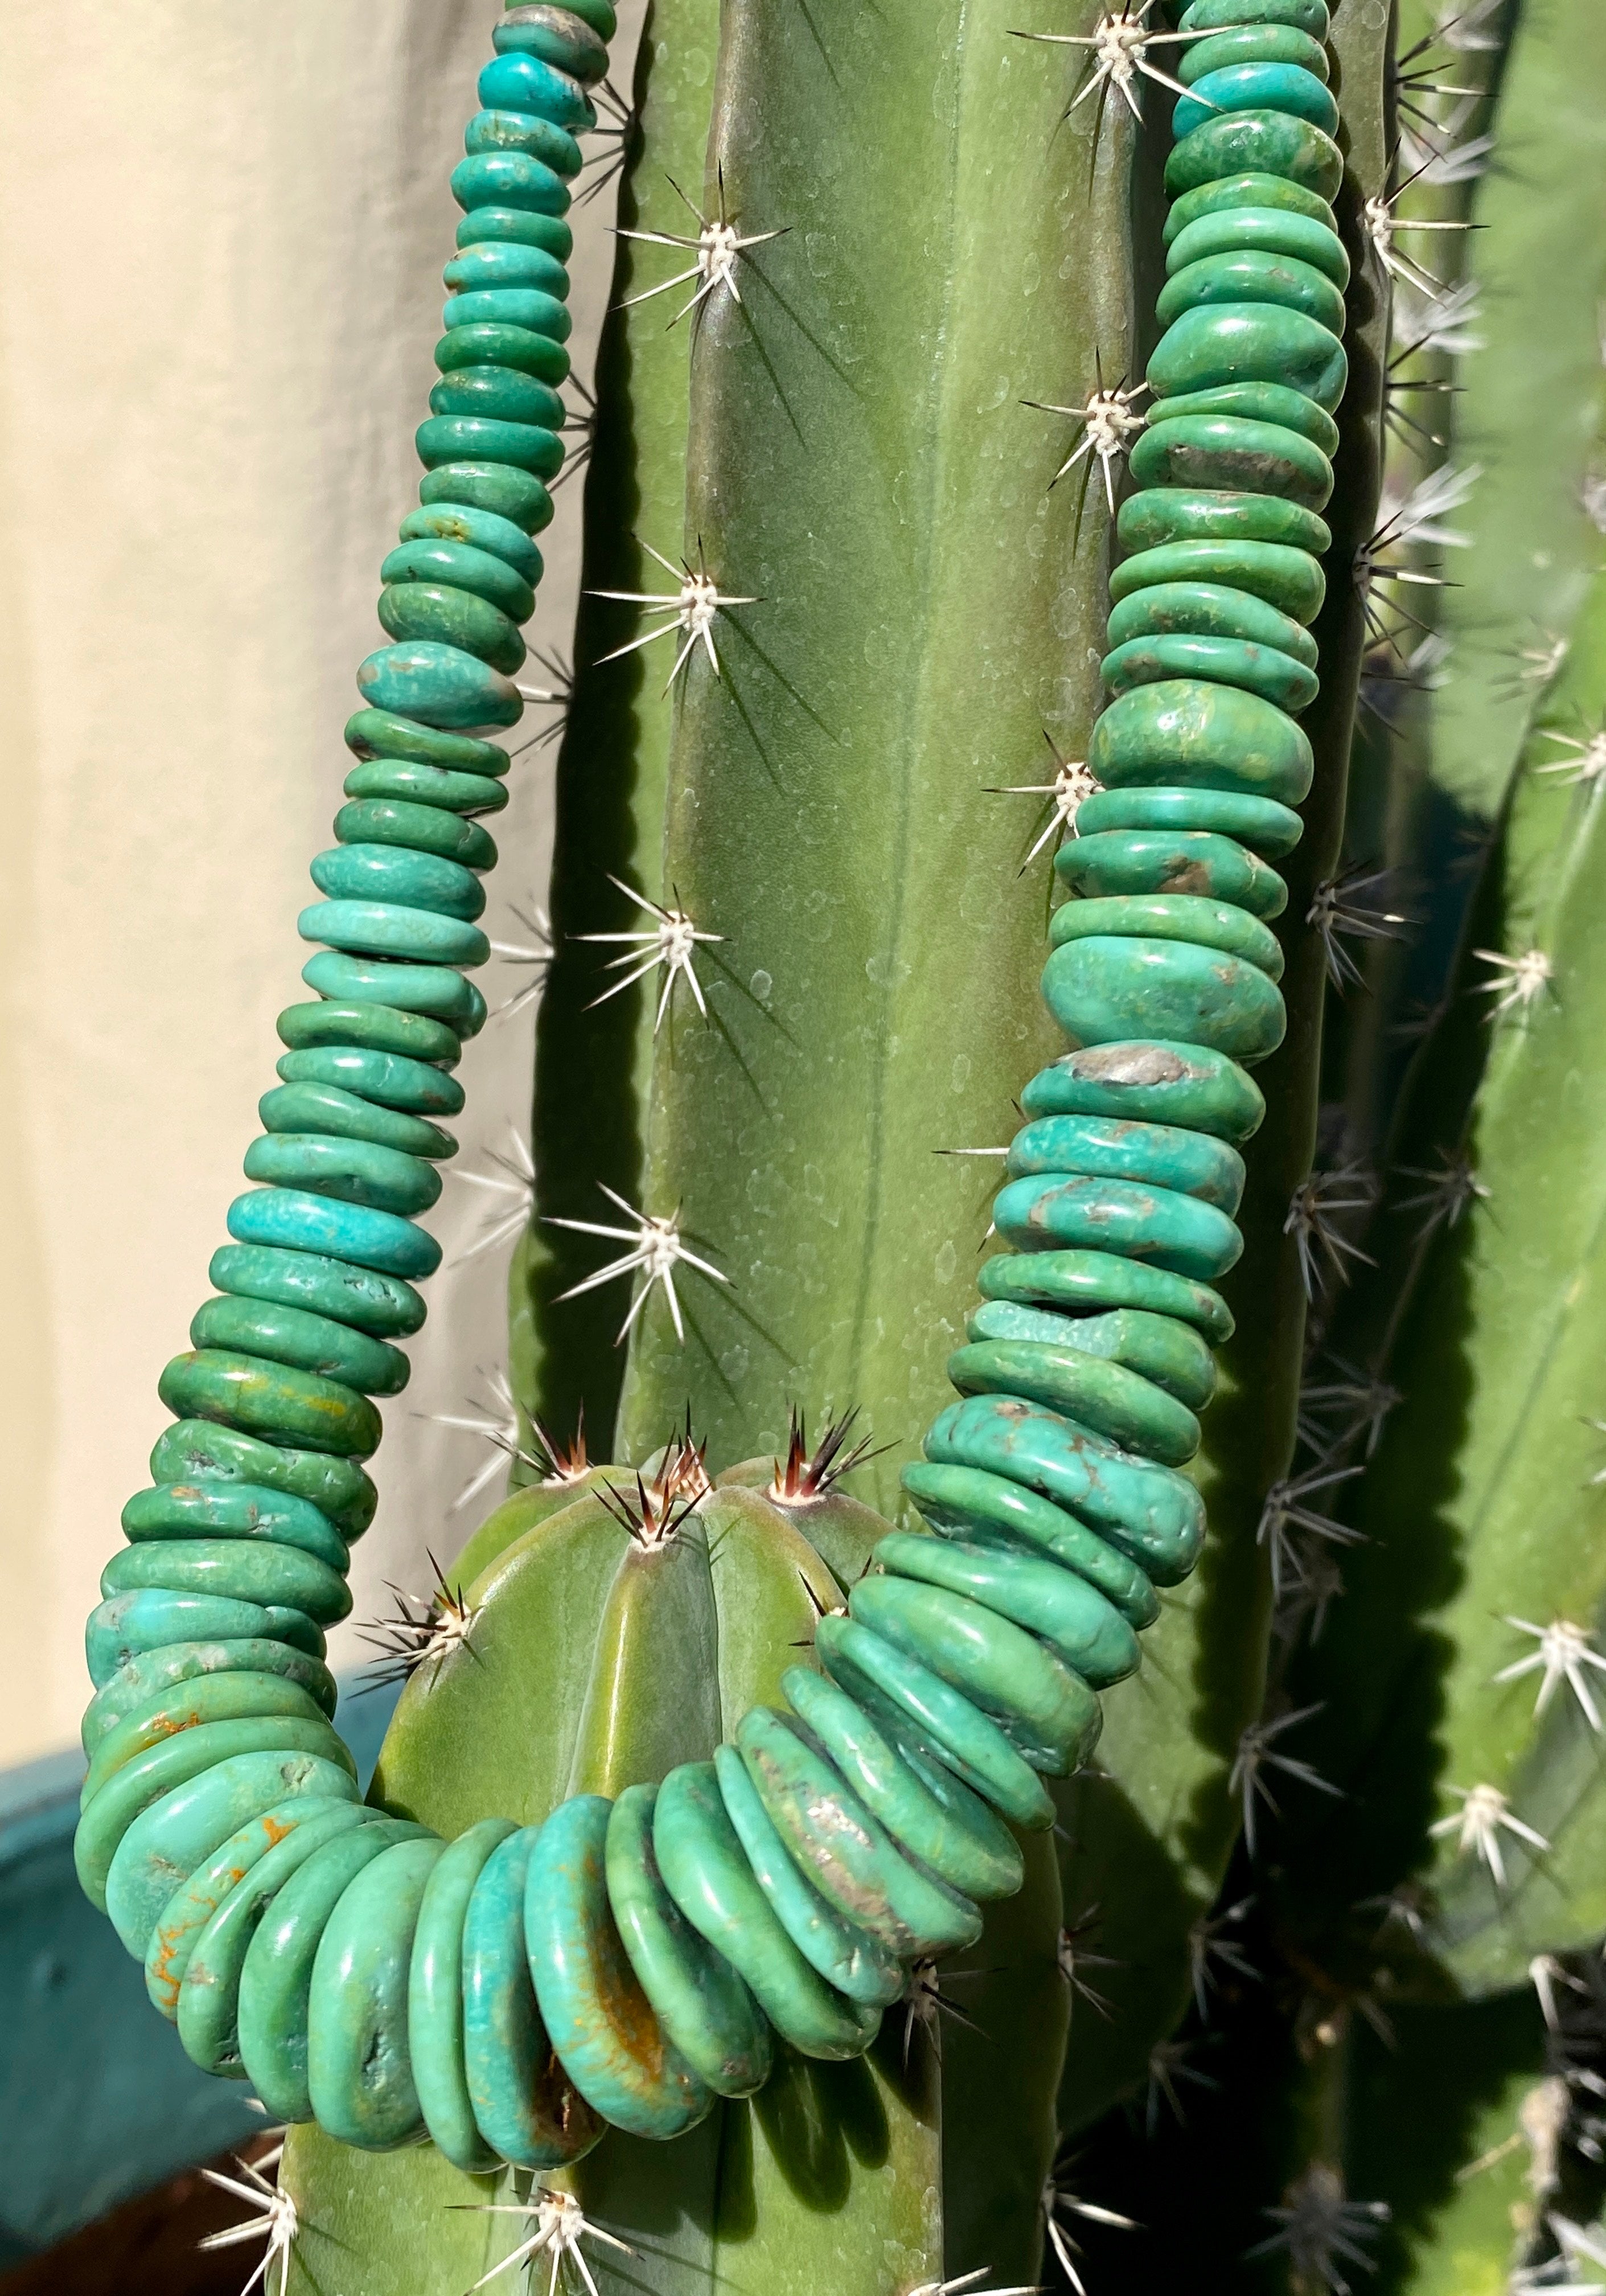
1174;63;1340;142
332;798;496;873
273;1044;466;1118
150;1419;377;1537
1103;630;1320;712
309;843;488;924
1058;826;1289;919
1145;375;1340;456
464;110;584;180
1041;934;1287;1060
1165;203;1347;286
494;8;611;83
1157;247;1345;335
442;245;570;304
1118;485;1330;558
356;640;521;731
1020;1038;1266;1142
306;1835;445;2148
87;1592;324;1689
1164;110;1344;202
190;1292;411;1400
417;410;563;487
1164;171;1336;245
242;1131;443;1219
899;1461;1160;1626
86;1645;322;1769
873;1530;1140;1687
400;494;546;583
210;1244;426;1350
441;289;572;346
450;150;570;221
257;1082;457;1164
122;1481;350;1572
226;1186;442;1281
1109;538;1325;623
341;757;511;816
277;997;462;1065
1127;414;1333;510
946;1337;1200;1464
409;1818;516;2172
100;1536;352;1628
1180;24;1330;82
381;539;536;627
420;458;554;535
454;208;574;262
1090;679;1315;803
1105;577;1317;663
300;952;485;1034
478;51;596;133
994;1168;1247;1277
974;1244;1234;1344
377;578;528;675
1150;302;1346;410
964;1299;1217;1409
1005;1109;1247;1210
158;1346;382;1457
1180;0;1329;31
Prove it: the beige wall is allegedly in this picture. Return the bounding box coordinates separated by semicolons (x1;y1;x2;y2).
0;3;639;1768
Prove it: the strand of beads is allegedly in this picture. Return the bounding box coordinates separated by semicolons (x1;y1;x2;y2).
73;0;1349;2170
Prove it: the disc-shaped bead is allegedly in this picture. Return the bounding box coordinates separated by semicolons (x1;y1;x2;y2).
946;1336;1201;1467
377;579;527;676
122;1481;350;1570
1144;376;1340;454
276;997;461;1066
1006;1109;1247;1208
1118;486;1330;559
442;243;570;303
310;840;488;924
1157;247;1345;335
1166;203;1346;285
1164;170;1335;245
453;209;573;261
478;51;595;133
1049;891;1283;982
1175;62;1338;141
157;1346;381;1456
993;1168;1244;1280
464;109;584;180
1058;826;1287;919
400;493;546;581
450;150;570;220
975;1244;1233;1343
1103;630;1319;713
900;1461;1160;1627
1149;301;1346;411
344;708;511;775
1021;1037;1265;1143
1127;415;1332;510
874;1530;1140;1688
190;1292;410;1400
333;799;497;874
1090;679;1315;802
408;1818;516;2171
1110;538;1325;624
83;1640;336;1759
419;460;553;535
1041;935;1287;1061
87;1589;324;1690
257;1081;456;1163
356;640;521;731
1074;783;1303;858
380;538;535;626
1165;112;1343;202
494;6;611;80
243;1131;443;1217
273;1045;464;1120
1105;577;1317;664
1180;24;1329;81
441;287;572;345
964;1298;1217;1409
340;757;511;816
1180;0;1329;30
100;1537;352;1627
227;1186;441;1281
149;1418;377;1536
82;1674;334;1814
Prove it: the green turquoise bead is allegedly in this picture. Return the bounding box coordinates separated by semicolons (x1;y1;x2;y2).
341;756;511;816
1144;377;1340;456
778;1664;1024;1901
925;1395;1207;1585
1007;1109;1246;1209
123;1481;350;1571
1103;631;1319;713
1058;825;1287;919
707;1749;906;2006
103;1748;359;1957
1149;301;1346;411
442;243;570;303
236;1819;426;2122
467;1824;607;2167
1022;1038;1265;1143
227;1185;442;1282
437;298;569;367
428;367;565;444
478;51;595;132
277;997;463;1065
309;843;487;925
1127;415;1332;510
1041;934;1287;1061
401;492;546;581
344;708;510;776
1174;63;1340;142
1164;170;1335;246
378;574;528;674
734;1707;983;1956
455;194;574;251
527;1797;714;2135
652;1762;884;2060
191;1294;410;1400
551;0;618;39
244;1129;442;1217
333;799;496;875
146;1798;365;2023
174;1802;378;2072
464;109;584;179
901;1460;1160;1628
606;1785;778;2089
442;282;573;342
306;1835;445;2147
874;1531;1140;1689
1165;110;1344;202
1157;246;1345;336
1074;782;1303;859
1180;25;1329;83
356;640;521;732
816;1615;1056;1831
947;1337;1200;1467
848;1574;1100;1776
1106;578;1317;665
1180;0;1329;32
493;8;610;80
450;150;570;222
381;538;535;626
1166;203;1346;285
1118;487;1330;559
409;1818;516;2172
83;1673;332;1814
301;952;486;1035
273;1045;464;1120
87;1590;323;1688
1048;890;1285;982
158;1346;382;1457
1090;679;1315;803
976;1241;1233;1344
258;1081;455;1162
993;1169;1243;1280
419;460;554;537
1110;538;1325;624
416;413;564;487
149;1420;364;1546
965;1298;1217;1410
83;1640;337;1755
100;1538;351;1629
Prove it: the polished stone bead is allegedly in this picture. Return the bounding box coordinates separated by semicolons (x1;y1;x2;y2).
975;1241;1234;1344
243;1131;443;1219
450;149;570;222
1164;170;1336;247
307;1836;445;2147
344;708;511;775
82;1673;332;1815
122;1479;348;1572
964;1297;1217;1409
101;1536;352;1629
334;799;498;875
441;288;572;345
191;1291;410;1401
300;950;485;1035
401;494;545;584
1180;23;1329;81
174;1801;377;2068
464;109;584;181
84;1630;333;1740
605;1784;778;2088
257;1083;455;1165
1006;1108;1247;1209
356;639;522;732
276;997;462;1067
310;842;488;925
946;1335;1200;1467
1180;0;1329;30
900;1460;1159;1627
409;1818;515;2172
1118;486;1330;558
1022;1035;1266;1143
925;1394;1206;1586
158;1346;381;1457
1090;678;1315;802
652;1762;884;2059
1105;577;1317;665
779;1664;1023;1901
1127;413;1333;509
1103;630;1320;712
381;539;535;627
1166;203;1346;285
816;1614;1055;1830
1144;377;1340;457
876;1528;1140;1690
420;458;554;537
442;243;570;304
227;1184;442;1282
478;51;595;133
454;208;574;263
527;1797;714;2134
1165;110;1344;202
1157;247;1345;336
1109;538;1325;623
428;368;565;441
993;1163;1245;1277
495;7;611;81
1175;61;1339;141
341;757;511;816
377;577;527;676
548;0;618;36
1057;826;1288;920
102;1748;359;1956
273;1044;465;1121
236;1818;428;2122
1042;933;1287;1061
150;1418;377;1539
1074;782;1303;860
